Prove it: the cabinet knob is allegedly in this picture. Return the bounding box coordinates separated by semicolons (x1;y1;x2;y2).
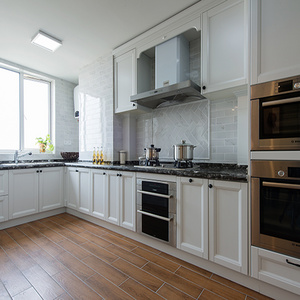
40;170;42;173
133;103;136;106
119;174;122;177
103;172;106;175
75;170;79;172
189;178;193;183
36;170;39;173
202;86;206;90
208;184;213;189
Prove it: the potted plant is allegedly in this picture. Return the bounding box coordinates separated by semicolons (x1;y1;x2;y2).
35;134;54;153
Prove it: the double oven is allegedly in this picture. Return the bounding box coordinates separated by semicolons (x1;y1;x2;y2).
136;178;176;247
251;75;300;259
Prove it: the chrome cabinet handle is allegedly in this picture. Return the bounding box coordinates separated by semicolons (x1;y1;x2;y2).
262;96;300;107
137;210;173;222
137;190;172;198
262;181;300;190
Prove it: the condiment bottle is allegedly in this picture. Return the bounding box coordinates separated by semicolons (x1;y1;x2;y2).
100;146;104;164
96;147;100;165
92;147;96;164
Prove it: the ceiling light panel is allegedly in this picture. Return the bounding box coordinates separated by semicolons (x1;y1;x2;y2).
31;31;62;52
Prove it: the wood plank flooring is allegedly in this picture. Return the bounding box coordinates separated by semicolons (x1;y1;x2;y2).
0;213;273;300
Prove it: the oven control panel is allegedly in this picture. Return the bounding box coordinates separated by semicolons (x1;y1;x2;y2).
251;160;300;180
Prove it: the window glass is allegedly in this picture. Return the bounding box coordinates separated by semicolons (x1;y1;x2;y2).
24;78;50;149
0;68;19;150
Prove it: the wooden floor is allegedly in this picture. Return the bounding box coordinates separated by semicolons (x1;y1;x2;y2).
0;213;273;300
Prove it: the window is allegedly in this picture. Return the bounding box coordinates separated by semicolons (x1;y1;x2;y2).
0;66;52;151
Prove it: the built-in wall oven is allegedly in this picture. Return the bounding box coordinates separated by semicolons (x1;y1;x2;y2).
136;178;176;247
251;75;300;151
251;160;300;259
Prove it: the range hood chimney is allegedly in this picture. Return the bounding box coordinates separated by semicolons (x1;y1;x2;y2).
131;34;205;109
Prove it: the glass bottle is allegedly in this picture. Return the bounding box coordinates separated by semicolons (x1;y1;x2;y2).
92;147;96;164
96;147;100;165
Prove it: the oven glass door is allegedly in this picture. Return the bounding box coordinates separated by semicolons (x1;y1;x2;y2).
260;96;300;139
260;179;300;243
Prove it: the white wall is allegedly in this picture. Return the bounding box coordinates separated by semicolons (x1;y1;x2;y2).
78;54;123;162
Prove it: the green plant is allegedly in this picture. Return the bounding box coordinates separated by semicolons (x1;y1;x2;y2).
35;134;54;152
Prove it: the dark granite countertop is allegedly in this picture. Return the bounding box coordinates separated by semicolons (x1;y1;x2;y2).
0;161;248;182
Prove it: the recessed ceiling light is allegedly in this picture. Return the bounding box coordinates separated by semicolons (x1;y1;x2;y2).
31;30;62;52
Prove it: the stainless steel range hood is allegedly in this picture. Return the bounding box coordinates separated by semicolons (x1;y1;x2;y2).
130;80;205;109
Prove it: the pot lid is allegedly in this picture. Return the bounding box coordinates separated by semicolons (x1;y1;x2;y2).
174;140;194;146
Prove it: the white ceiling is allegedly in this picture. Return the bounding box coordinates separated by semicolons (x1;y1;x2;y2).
1;0;200;84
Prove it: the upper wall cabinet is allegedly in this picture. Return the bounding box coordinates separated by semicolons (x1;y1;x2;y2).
202;0;248;94
251;0;300;84
114;49;137;113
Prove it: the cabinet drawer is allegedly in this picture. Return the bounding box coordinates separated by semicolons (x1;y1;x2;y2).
0;170;8;196
251;246;300;296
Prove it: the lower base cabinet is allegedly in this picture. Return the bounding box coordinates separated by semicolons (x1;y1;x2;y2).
0;196;8;222
209;180;248;274
39;167;64;212
9;167;64;219
177;177;248;274
66;167;90;213
87;169;136;231
251;246;300;296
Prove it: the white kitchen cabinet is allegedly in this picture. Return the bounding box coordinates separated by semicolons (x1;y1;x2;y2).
119;171;136;231
0;170;8;196
106;170;136;230
114;49;138;114
106;171;119;225
0;170;8;223
177;177;209;259
251;0;300;84
9;167;65;219
89;169;136;231
251;246;300;296
66;167;90;214
39;167;64;212
0;196;8;223
90;169;107;219
208;180;248;274
202;0;247;94
9;169;39;219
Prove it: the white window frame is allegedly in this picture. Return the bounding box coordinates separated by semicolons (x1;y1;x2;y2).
0;63;54;154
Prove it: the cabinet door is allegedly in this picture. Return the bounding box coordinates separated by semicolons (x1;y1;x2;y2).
0;170;8;196
39;167;64;212
91;170;107;219
67;168;79;210
8;169;39;219
0;196;8;222
114;49;137;113
251;0;300;84
209;180;248;274
78;169;90;214
177;177;209;259
106;171;119;225
202;0;247;93
119;172;135;231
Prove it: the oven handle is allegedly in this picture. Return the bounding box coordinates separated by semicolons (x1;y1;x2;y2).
137;190;172;199
137;210;173;222
262;96;300;107
262;181;300;190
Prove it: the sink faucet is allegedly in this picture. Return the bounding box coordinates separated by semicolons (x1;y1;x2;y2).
14;150;33;164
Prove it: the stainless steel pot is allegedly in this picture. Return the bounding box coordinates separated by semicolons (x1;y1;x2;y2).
144;144;161;160
173;140;196;161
